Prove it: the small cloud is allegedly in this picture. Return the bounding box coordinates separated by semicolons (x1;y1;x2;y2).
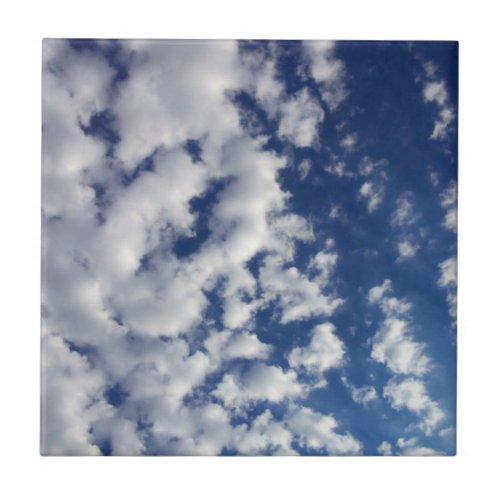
298;159;312;181
340;133;357;150
325;161;353;178
341;376;377;406
422;80;456;141
288;322;345;375
440;180;457;232
329;204;341;219
384;378;445;435
391;195;418;227
397;240;419;261
358;156;387;176
377;441;393;456
359;181;384;213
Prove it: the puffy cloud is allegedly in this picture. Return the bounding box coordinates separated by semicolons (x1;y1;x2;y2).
329;204;341;219
400;446;445;456
440;180;458;232
113;40;245;168
301;41;348;110
377;441;393;456
151;403;234;456
41;335;108;455
438;257;457;321
325;161;353;178
368;281;429;375
288;322;346;374
391;196;418;227
423;81;448;106
422;80;455;141
396;437;445;456
368;280;411;316
360;181;384;213
259;255;344;323
286;406;362;455
90;416;145;456
371;317;430;376
232;410;295;455
298;159;313;180
42;41;113;220
277;88;325;147
340;133;357;150
244;51;285;119
358;156;388;176
397;240;419;260
368;279;393;304
438;257;457;288
42;40;454;456
341;377;378;405
307;248;339;287
205;330;272;366
212;363;305;409
384;378;445;435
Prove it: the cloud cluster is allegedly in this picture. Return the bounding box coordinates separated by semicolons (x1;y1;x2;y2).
41;40;359;456
422;80;456;141
288;322;346;375
440;180;458;233
368;280;446;440
384;378;445;435
438;256;458;322
41;40;455;456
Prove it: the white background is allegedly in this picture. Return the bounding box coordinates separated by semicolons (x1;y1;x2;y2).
0;0;498;498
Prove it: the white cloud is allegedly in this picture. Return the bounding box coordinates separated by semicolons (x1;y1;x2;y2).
325;161;354;178
205;330;272;367
440;180;457;232
341;377;378;405
368;279;393;304
278;88;325;147
384;378;445;435
368;281;429;375
396;437;445;456
288;322;346;374
41;335;108;455
301;41;348;110
428;168;440;187
377;441;393;456
423;61;438;78
360;181;384;213
150;403;234;456
212;363;305;409
329;204;341;219
286;406;362;455
91;416;145;456
358;156;387;176
340;133;357;150
438;257;457;288
400;446;445;456
438;426;456;438
371;317;430;376
438;257;457;321
423;81;448;106
113;40;245;169
232;410;295;455
307;248;338;287
391;196;418;227
259;255;344;324
397;240;419;260
422;80;455;141
368;280;411;316
298;158;312;180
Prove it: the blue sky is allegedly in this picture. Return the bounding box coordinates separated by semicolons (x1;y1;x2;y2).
41;39;457;456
